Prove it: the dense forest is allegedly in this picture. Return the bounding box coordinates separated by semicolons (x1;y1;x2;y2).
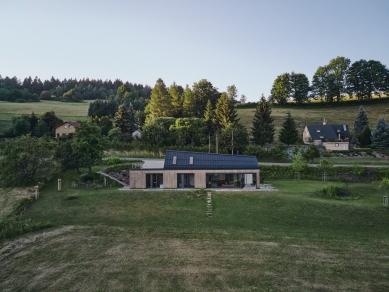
0;75;152;103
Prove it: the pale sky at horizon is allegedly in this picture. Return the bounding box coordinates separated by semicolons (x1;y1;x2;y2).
1;0;388;102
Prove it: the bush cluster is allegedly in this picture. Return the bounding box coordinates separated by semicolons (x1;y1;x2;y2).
322;184;339;197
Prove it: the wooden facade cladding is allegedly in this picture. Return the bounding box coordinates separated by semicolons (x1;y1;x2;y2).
129;169;260;189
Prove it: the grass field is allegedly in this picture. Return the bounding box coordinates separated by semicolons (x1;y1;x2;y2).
0;100;90;134
1;168;389;291
2;100;389;138
238;102;389;140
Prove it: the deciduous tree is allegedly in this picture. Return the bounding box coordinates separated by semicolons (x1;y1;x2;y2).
72;122;106;173
192;79;220;117
0;135;57;187
290;72;310;105
270;73;290;105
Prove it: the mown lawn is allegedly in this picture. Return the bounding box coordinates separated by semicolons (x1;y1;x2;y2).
1;171;389;291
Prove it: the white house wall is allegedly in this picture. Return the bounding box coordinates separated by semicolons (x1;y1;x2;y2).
323;142;349;151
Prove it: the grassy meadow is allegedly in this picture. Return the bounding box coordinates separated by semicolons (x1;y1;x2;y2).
238;102;389;139
0;100;90;134
1;167;389;291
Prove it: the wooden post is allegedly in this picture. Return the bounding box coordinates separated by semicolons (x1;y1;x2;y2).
104;177;107;187
34;186;39;200
256;170;260;189
58;179;62;191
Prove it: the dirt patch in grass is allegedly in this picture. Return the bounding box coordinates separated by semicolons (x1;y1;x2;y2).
1;225;388;291
0;188;36;219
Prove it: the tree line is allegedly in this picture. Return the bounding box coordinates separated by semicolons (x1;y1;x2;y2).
0;75;152;103
270;57;389;105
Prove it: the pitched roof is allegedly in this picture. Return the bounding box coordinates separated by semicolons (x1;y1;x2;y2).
164;150;259;170
306;124;350;140
55;121;80;129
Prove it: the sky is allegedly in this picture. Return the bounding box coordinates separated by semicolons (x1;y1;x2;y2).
1;0;389;102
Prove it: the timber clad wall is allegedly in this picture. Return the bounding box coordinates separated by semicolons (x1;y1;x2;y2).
129;169;260;189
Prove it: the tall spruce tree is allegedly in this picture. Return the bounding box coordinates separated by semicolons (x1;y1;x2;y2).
114;104;137;134
147;78;173;117
358;126;372;147
278;111;299;146
204;99;215;134
371;117;389;148
354;105;369;134
214;92;239;129
251;94;275;146
182;85;196;117
169;82;184;118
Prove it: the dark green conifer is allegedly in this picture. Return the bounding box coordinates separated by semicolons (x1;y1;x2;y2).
251;94;275;146
278;111;299;146
371;117;389;148
353;105;369;134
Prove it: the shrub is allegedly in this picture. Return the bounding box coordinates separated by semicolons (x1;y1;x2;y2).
322;184;339;198
351;164;365;175
379;178;389;189
199;188;205;194
80;173;100;183
106;156;121;165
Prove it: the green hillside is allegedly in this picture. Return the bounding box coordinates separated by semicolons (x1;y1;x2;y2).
0;100;90;135
238;102;389;139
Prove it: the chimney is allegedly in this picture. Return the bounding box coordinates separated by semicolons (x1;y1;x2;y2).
323;118;327;125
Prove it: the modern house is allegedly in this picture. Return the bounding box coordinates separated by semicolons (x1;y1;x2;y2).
55;121;80;138
129;150;260;189
303;119;350;150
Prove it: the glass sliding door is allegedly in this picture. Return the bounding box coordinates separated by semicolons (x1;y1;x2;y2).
146;174;163;188
177;173;194;188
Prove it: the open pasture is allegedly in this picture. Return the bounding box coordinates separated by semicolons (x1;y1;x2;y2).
238;102;389;138
0;100;90;134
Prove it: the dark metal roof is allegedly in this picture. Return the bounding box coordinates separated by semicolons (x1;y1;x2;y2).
164;150;259;170
306;124;350;140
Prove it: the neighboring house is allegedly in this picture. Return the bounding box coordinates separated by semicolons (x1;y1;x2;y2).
303;119;350;150
55;121;80;138
132;130;141;139
129;150;260;189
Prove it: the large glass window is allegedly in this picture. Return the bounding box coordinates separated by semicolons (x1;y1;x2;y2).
177;174;194;188
146;174;163;188
206;173;246;188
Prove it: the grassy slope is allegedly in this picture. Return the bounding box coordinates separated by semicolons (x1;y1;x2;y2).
238;102;389;140
0;100;90;134
1;169;388;291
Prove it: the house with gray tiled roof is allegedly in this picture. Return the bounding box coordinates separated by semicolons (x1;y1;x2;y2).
303;119;350;150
